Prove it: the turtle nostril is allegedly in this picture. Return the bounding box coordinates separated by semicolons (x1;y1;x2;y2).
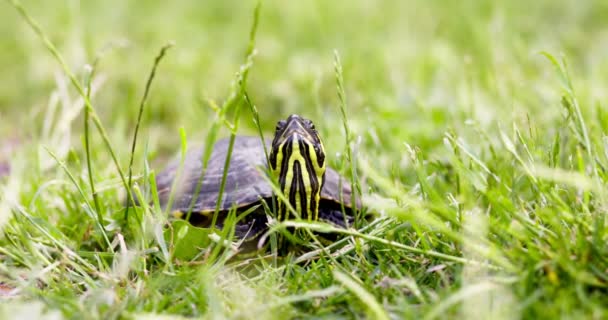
287;114;301;121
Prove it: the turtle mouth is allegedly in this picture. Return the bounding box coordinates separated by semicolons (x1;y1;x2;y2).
268;115;326;221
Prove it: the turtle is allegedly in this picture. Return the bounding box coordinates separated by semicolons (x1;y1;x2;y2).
154;114;360;246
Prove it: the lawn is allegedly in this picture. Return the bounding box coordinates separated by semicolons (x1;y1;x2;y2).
1;0;608;319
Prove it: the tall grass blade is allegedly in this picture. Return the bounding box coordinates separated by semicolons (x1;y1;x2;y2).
333;50;361;228
333;270;390;320
125;43;173;219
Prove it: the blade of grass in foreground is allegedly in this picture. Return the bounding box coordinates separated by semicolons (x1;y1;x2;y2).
333;50;361;228
333;270;390;320
272;219;502;270
83;58;102;232
185;1;261;223
44;147;112;249
201;3;262;265
423;281;499;320
125;43;174;220
541;52;607;249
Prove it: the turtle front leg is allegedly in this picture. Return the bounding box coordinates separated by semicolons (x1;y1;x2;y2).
318;207;354;228
232;213;268;240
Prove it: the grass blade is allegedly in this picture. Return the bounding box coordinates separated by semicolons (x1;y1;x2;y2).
333;50;361;227
333;270;390;320
125;43;173;219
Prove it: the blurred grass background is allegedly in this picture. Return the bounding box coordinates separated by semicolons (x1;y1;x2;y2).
2;0;608;319
2;0;606;154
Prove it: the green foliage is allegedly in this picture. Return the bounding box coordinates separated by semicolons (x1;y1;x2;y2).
1;0;608;319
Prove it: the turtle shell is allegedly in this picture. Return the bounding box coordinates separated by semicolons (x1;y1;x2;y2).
156;136;359;214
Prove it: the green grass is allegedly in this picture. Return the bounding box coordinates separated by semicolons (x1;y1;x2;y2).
1;0;608;319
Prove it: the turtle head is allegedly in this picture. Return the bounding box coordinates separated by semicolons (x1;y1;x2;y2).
269;114;326;221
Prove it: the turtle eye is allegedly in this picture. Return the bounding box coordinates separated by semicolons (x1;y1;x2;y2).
276;120;286;131
306;119;315;130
